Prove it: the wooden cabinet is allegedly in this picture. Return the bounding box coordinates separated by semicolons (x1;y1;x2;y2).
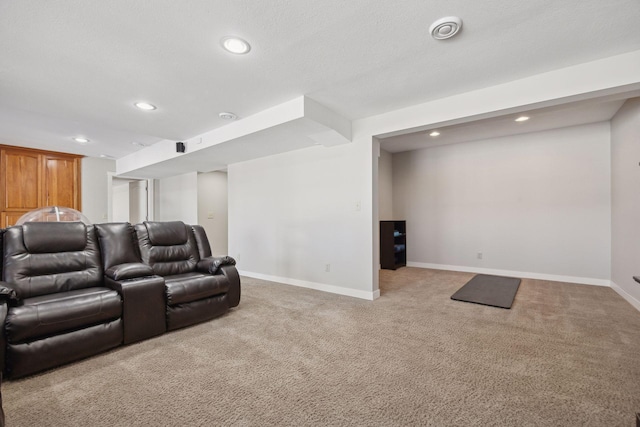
43;155;80;208
1;148;41;211
0;145;82;227
380;220;406;270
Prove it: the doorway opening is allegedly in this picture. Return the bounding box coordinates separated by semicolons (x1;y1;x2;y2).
108;174;154;223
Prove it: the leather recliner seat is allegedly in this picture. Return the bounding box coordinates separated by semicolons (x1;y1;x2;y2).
134;221;240;331
0;222;124;379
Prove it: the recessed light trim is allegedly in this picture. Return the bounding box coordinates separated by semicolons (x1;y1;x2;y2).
219;112;237;120
134;102;157;111
131;141;146;147
429;131;441;137
515;116;530;122
73;137;90;144
429;16;463;40
221;36;251;54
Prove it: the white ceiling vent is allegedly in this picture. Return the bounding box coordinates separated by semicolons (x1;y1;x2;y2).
429;16;463;40
219;112;238;120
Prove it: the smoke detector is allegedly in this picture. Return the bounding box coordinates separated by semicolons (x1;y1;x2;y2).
429;16;463;40
219;112;237;120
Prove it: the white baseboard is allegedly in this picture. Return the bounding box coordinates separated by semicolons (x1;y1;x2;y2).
610;281;640;312
238;270;380;301
405;262;611;287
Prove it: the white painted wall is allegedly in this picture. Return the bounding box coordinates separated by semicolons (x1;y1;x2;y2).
81;157;115;224
155;172;198;224
392;122;612;283
228;142;376;300
378;148;394;221
197;171;229;255
611;98;640;308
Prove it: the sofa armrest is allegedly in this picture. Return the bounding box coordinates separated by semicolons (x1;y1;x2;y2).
196;256;236;275
219;265;241;308
105;275;166;344
0;282;19;306
0;300;7;376
105;263;154;281
0;283;19;373
0;302;6;381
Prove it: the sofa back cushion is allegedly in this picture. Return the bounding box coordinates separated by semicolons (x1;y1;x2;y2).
23;222;87;253
191;225;212;259
146;221;188;246
135;221;199;276
95;222;141;270
2;222;103;298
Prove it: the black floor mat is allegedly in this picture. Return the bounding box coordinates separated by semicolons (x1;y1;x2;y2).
451;274;521;309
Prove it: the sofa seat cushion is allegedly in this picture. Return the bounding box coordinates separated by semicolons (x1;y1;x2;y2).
5;287;122;343
165;272;229;306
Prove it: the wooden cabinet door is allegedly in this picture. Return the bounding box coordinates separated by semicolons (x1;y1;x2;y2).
1;211;28;227
1;148;41;210
43;156;80;209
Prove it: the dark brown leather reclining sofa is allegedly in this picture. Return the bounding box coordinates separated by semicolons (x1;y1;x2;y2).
0;220;239;379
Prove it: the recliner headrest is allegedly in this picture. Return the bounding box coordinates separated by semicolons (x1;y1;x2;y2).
145;221;188;246
22;222;87;253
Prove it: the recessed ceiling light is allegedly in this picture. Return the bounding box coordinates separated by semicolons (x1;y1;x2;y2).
429;16;463;40
219;112;237;120
221;36;251;54
134;102;157;111
429;131;441;137
515;116;530;122
131;141;146;147
99;154;113;159
73;137;90;143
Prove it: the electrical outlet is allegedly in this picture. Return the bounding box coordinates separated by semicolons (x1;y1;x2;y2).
236;253;241;261
207;211;214;219
325;264;331;272
477;252;483;260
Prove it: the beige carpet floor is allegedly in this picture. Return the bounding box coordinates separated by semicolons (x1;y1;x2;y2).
4;268;640;426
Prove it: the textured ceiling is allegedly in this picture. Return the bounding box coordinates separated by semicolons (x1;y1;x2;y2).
1;0;640;159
